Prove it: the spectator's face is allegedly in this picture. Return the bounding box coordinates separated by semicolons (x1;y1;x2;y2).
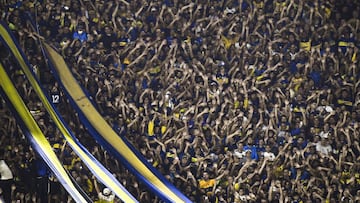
74;40;81;47
341;90;348;98
185;185;192;193
351;112;357;119
314;135;320;142
323;123;330;131
237;143;243;150
104;26;111;35
289;34;296;42
329;117;336;125
268;132;274;140
321;138;328;145
320;99;327;105
227;176;233;184
247;138;253;145
97;42;104;49
25;151;31;159
181;156;188;165
245;151;251;159
71;170;78;178
314;118;320;125
203;172;209;180
297;137;304;145
283;169;291;177
290;45;297;53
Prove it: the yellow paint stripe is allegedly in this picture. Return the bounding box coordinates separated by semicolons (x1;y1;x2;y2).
0;24;136;203
0;62;87;203
43;43;186;203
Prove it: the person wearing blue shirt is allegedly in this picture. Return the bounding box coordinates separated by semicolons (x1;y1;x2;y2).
243;137;259;161
73;27;88;43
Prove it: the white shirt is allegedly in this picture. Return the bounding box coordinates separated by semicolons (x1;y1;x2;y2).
316;142;332;156
263;152;276;161
233;149;246;159
98;192;115;202
0;160;13;180
316;105;333;113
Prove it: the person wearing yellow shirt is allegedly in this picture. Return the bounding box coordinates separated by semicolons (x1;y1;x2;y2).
216;66;230;88
199;171;217;197
291;72;304;92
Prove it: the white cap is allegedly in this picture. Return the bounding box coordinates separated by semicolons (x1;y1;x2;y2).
103;188;111;196
325;106;333;113
320;132;329;139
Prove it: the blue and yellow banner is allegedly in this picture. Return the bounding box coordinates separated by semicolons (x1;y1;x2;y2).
0;62;88;203
43;39;191;202
0;21;138;203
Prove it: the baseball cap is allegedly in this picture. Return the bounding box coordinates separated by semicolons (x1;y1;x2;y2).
103;188;111;196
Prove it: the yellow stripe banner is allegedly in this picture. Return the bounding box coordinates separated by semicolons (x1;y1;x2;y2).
0;62;88;203
0;22;138;203
43;41;191;202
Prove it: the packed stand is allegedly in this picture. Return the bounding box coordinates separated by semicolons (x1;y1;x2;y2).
1;0;360;202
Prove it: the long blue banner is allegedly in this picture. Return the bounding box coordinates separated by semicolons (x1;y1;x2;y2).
0;21;138;202
0;62;88;203
42;32;192;203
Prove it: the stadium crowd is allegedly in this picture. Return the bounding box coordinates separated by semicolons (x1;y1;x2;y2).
1;0;360;202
